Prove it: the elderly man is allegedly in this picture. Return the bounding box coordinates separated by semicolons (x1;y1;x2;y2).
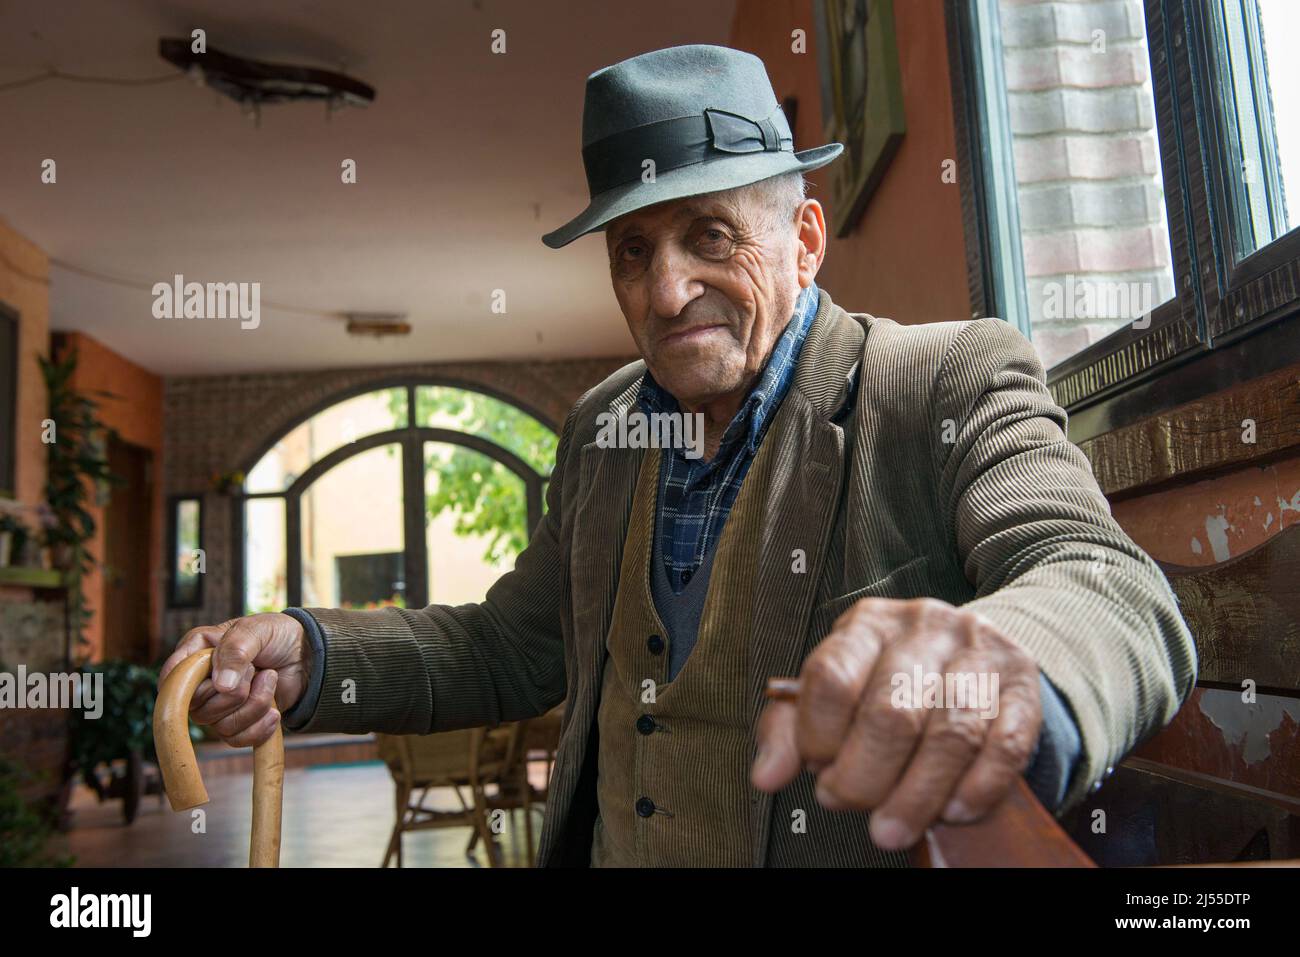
162;45;1196;867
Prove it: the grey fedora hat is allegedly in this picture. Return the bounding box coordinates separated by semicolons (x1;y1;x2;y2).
542;44;843;249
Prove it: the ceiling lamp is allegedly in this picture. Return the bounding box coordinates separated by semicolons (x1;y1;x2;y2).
344;313;411;338
159;38;375;115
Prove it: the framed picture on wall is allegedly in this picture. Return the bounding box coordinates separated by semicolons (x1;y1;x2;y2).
814;0;907;237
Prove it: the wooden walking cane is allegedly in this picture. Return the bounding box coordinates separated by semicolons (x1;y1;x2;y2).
154;647;285;867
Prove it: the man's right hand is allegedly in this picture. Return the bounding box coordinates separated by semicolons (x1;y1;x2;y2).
158;612;312;748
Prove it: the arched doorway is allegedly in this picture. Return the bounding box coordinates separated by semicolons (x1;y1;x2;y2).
237;383;555;613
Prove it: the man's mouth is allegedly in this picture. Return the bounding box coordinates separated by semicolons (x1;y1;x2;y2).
659;323;727;347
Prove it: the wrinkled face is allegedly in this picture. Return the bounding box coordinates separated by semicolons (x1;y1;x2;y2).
605;186;803;409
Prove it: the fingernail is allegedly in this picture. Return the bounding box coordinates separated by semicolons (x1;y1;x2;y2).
215;669;239;691
943;798;976;822
815;781;841;808
871;816;913;849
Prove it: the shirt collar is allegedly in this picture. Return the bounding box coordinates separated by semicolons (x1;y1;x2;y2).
638;281;820;460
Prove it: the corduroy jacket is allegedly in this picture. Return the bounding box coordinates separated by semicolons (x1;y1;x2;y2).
284;287;1197;866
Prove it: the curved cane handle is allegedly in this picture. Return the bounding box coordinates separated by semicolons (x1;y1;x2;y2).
153;647;284;867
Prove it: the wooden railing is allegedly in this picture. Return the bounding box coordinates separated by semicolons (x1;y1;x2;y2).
910;778;1095;867
913;525;1300;867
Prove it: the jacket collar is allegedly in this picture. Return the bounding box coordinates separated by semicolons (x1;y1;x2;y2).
790;285;866;422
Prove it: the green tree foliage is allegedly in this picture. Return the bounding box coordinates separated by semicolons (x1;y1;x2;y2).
391;388;556;565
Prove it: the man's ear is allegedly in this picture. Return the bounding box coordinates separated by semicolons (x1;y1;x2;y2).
795;198;827;287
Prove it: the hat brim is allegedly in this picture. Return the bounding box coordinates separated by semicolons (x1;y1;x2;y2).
541;143;843;249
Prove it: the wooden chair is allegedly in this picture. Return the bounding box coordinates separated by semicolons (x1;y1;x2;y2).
468;703;565;866
523;702;565;801
918;525;1300;867
376;721;530;868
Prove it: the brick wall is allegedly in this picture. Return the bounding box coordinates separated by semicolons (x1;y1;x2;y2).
1001;0;1175;367
160;355;633;652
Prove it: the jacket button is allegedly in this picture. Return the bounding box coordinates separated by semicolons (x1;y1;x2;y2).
681;568;693;585
647;634;665;655
635;797;656;818
636;714;656;735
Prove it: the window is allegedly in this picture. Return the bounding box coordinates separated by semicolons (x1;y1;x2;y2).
238;382;554;613
1207;0;1300;258
335;551;405;609
246;387;407;493
301;443;404;607
948;0;1300;438
167;495;204;608
960;0;1177;369
245;497;286;613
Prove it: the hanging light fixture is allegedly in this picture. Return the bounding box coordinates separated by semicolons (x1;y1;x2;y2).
159;38;375;114
344;313;411;338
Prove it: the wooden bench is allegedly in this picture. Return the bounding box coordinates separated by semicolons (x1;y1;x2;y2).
917;524;1300;867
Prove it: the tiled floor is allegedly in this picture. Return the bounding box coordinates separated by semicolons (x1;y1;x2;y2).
54;760;544;868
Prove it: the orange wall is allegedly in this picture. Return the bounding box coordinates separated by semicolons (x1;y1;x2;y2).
54;332;164;663
730;0;970;323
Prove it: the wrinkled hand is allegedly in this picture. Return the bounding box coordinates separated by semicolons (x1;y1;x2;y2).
751;596;1041;851
158;612;310;748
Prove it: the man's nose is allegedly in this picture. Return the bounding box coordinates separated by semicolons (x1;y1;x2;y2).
646;246;696;321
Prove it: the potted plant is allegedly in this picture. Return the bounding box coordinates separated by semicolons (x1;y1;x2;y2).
0;501;26;568
0;754;74;866
26;502;58;568
39;349;124;654
210;469;246;494
69;659;199;825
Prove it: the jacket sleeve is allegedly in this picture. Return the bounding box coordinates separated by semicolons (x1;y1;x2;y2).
277;397;586;736
931;317;1197;811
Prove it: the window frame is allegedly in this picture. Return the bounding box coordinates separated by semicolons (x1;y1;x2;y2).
166;493;205;609
1191;0;1300;339
946;0;1300;444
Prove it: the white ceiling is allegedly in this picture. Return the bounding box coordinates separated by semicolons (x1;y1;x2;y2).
0;0;737;375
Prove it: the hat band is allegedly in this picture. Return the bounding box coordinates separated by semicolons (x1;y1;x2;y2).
581;106;793;197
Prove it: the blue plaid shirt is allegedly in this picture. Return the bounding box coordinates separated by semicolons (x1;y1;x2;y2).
639;282;820;594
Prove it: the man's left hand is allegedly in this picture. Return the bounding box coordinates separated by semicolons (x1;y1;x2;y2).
750;596;1042;851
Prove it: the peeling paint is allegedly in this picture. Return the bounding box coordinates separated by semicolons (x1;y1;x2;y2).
1204;513;1232;563
1198;689;1300;764
1279;488;1300;518
1190;536;1202;555
1253;495;1262;506
1265;512;1274;530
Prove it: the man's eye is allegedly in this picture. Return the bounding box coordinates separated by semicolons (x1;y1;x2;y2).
697;228;732;254
619;244;645;261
